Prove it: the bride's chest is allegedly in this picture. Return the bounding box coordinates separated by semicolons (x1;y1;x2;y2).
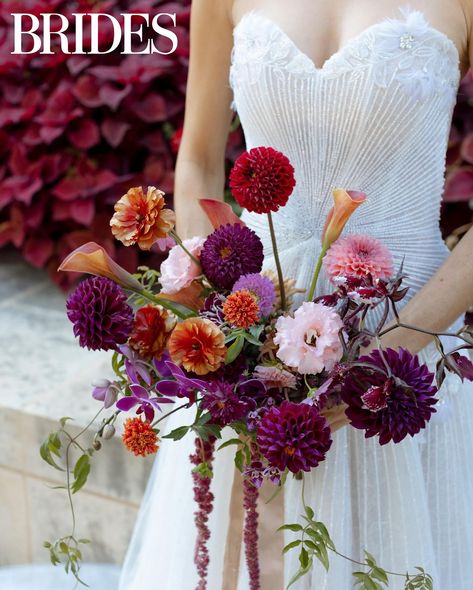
229;10;460;109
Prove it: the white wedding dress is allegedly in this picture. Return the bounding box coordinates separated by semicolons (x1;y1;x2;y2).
119;7;473;589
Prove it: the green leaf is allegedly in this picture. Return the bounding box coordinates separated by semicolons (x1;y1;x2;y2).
225;335;244;364
71;454;90;494
314;541;330;571
371;567;389;585
277;523;303;533
299;547;309;569
283;540;302;554
193;423;222;442
242;332;263;346
40;439;64;471
286;557;313;589
234;449;244;472
304;505;315;520
162;426;190;441
48;432;62;457
59;417;73;428
217;438;242;451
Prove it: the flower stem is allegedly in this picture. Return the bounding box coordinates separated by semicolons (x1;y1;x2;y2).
152;400;193;428
267;212;286;311
306;247;327;302
135;287;197;319
170;230;201;265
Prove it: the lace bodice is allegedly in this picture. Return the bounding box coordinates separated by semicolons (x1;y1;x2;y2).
228;7;461;335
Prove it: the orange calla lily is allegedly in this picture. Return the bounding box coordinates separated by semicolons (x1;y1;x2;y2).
321;189;367;249
58;241;142;291
199;198;245;230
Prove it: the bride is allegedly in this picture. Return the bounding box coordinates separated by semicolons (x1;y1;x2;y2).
119;1;473;588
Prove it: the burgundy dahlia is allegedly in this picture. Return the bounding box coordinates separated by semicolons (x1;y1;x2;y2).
256;401;332;473
201;381;251;426
200;224;264;290
341;348;438;445
66;276;133;351
229;147;296;214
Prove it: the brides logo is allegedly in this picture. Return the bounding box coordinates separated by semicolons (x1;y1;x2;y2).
11;12;178;55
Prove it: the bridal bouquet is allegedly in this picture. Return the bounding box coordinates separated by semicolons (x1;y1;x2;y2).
42;147;473;589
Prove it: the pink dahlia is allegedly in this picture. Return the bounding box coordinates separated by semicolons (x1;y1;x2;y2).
229;147;296;214
274;302;344;375
160;236;206;294
253;365;297;390
323;234;394;283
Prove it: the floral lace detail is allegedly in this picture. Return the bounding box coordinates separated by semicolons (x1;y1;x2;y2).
229;8;460;112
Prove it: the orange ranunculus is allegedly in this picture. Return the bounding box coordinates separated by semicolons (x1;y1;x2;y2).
58;241;142;291
168;317;226;375
321;189;367;249
110;186;176;250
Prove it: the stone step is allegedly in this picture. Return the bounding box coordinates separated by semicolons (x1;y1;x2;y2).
0;252;152;569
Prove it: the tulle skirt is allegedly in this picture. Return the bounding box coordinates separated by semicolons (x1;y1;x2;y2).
118;338;473;590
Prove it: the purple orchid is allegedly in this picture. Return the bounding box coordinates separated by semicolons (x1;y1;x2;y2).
116;383;174;422
92;379;119;408
118;344;153;386
155;361;208;403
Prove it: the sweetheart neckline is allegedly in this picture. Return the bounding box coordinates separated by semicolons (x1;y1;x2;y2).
232;6;461;77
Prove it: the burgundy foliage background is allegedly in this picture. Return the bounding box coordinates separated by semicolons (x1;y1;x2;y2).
0;0;471;287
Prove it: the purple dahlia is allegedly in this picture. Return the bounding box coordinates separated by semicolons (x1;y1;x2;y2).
66;276;134;351
232;273;276;316
256;401;332;473
200;224;264;290
201;381;252;426
341;347;438;445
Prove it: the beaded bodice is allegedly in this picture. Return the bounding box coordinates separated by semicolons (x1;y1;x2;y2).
228;7;461;322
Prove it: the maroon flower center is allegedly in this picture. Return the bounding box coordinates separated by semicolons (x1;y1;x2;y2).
305;328;320;347
284;445;296;456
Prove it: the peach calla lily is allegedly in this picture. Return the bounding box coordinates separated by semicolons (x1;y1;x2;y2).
199;198;245;230
321;189;367;250
58;241;143;291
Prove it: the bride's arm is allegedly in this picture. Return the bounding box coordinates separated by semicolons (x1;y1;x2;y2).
173;0;236;239
374;9;473;356
324;11;473;432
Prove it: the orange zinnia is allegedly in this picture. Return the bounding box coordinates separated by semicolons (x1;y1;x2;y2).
122;418;159;457
223;290;259;329
110;186;176;250
168;318;226;375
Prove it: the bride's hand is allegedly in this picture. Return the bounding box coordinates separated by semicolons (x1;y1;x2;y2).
320;403;350;433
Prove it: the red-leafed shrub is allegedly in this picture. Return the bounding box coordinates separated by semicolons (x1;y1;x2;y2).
444;71;473;245
0;0;244;287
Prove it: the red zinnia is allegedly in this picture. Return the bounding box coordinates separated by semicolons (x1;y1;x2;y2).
122;418;159;457
223;290;260;329
128;304;176;359
229;147;296;214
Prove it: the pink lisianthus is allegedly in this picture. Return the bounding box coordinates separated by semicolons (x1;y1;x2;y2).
274;302;344;375
159;236;206;294
323;234;394;283
253;365;298;390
